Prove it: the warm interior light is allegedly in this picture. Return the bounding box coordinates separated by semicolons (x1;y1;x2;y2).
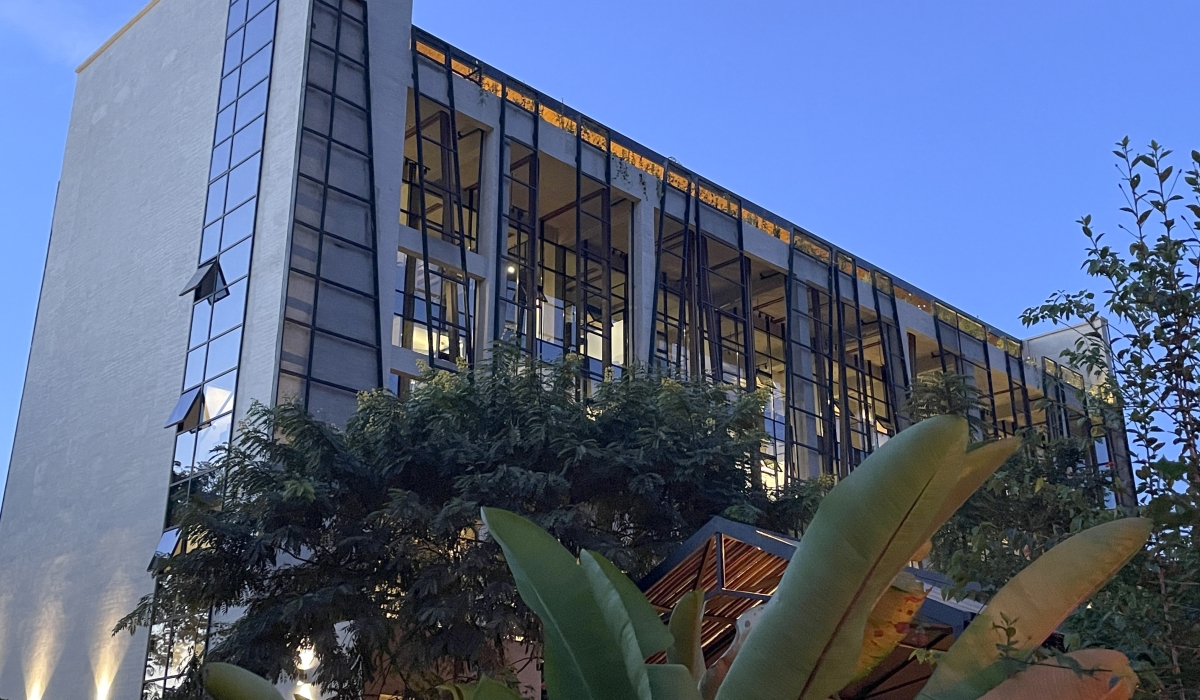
294;682;316;700
507;265;516;274
297;646;317;671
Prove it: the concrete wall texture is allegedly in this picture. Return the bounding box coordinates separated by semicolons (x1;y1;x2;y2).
0;0;226;697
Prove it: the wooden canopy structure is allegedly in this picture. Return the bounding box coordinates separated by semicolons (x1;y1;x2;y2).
638;517;983;700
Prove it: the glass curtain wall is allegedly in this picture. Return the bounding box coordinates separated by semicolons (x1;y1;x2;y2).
491;82;631;383
278;0;382;425
398;39;485;368
146;0;280;694
652;167;752;388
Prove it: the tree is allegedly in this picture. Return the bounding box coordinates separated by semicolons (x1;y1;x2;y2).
119;345;804;699
947;140;1200;698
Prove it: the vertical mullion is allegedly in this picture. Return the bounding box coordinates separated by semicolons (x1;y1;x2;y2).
409;52;437;365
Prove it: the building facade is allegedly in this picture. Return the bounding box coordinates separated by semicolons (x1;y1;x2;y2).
0;0;1131;698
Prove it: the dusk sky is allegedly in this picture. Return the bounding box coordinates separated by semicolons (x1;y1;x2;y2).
2;0;1197;496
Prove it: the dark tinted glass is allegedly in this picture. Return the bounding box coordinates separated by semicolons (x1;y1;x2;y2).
320;236;373;292
315;283;375;343
332;101;368;151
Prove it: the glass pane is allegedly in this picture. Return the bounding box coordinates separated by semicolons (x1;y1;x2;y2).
337;18;364;62
210;138;232;180
285;272;316;324
295;177;323;227
189;299;212;349
221;198;256;249
303;87;332;135
308;45;335;92
308;382;358;425
310;331;376;390
311;3;337;47
230;115;265;167
334;59;366;107
239;45;272;96
323;189;370;245
223;29;244;75
242;2;276;60
290;223;319;274
280;321;311;374
219;68;240;110
184;345;206;389
299;132;328;180
215;105;235;143
319;236;372;292
200;222;221;263
225;153;261;212
204;328;242;381
220;238;252;283
314;282;375;344
227;0;248;35
327;142;369;197
235;81;268;131
205;176;227;224
203;370;238;420
332;100;368;152
210;279;247;336
173;430;197;479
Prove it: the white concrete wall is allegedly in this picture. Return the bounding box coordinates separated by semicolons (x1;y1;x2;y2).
0;0;227;698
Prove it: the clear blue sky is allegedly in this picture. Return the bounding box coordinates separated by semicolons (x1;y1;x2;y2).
2;0;1197;496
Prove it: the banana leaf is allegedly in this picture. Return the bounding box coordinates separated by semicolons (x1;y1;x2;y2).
581;549;675;659
977;649;1137;700
851;571;930;681
579;550;654;699
716;416;970;700
647;664;705;700
666;590;706;683
202;663;285;700
482;508;643;700
918;518;1152;700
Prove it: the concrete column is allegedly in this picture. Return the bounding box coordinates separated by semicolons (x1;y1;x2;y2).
474;121;503;362
632;195;658;364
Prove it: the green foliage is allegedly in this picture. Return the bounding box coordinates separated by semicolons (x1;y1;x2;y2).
1019;140;1200;698
901;371;992;440
118;346;801;699
437;676;523;700
478;417;1148;700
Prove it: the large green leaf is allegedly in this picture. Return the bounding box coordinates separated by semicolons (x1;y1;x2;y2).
918;517;1153;700
926;438;1021;540
647;664;705;700
715;416;969;700
439;676;525;700
666;590;706;683
580;550;654;700
202;663;285;700
482;508;641;700
581;549;674;659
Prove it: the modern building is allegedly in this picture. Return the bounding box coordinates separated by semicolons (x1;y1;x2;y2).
0;0;1131;698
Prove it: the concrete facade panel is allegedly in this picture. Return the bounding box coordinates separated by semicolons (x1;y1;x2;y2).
0;0;227;698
